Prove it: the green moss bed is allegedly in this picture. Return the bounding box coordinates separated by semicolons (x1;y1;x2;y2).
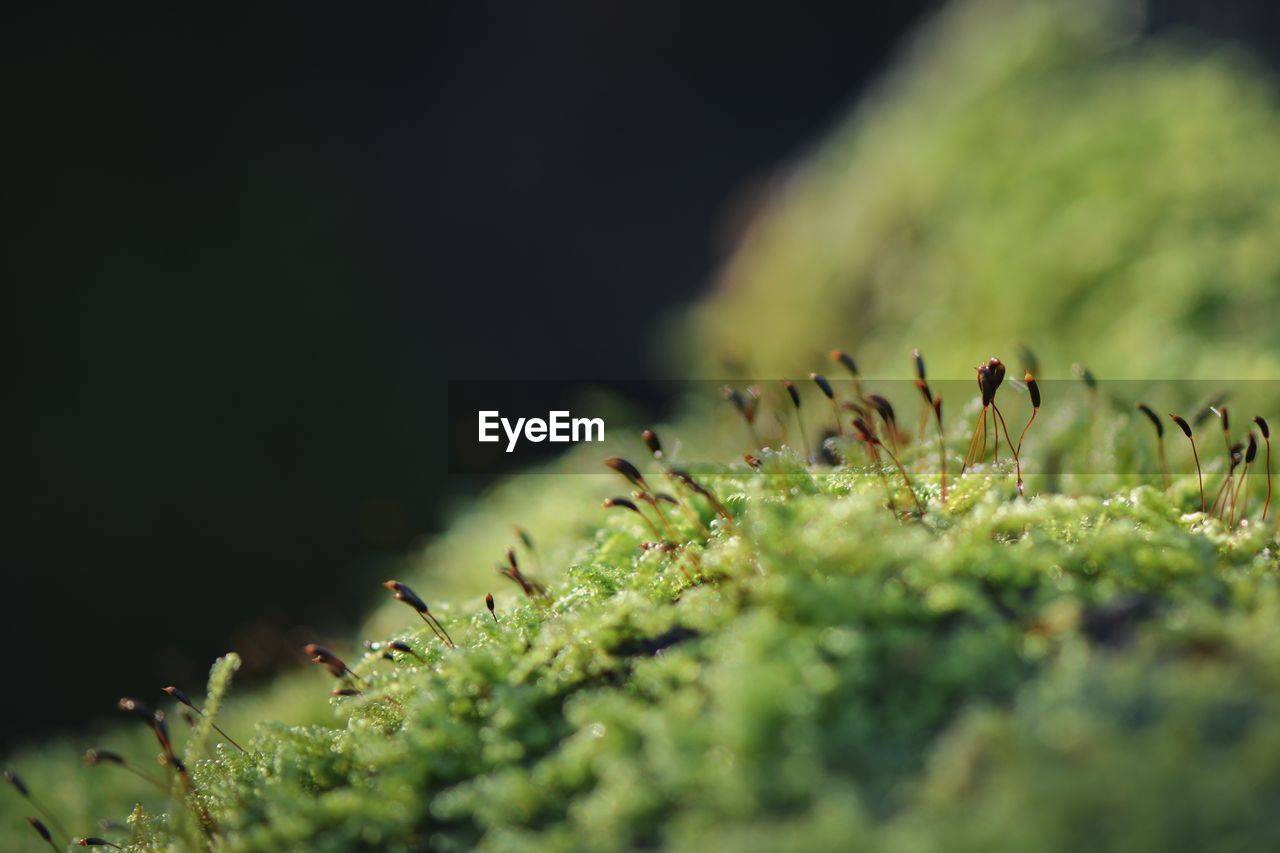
9;445;1280;851
9;1;1280;849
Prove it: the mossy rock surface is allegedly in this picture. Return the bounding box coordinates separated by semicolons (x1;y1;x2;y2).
7;1;1280;850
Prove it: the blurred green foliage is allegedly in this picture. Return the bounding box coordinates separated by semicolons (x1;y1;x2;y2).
7;0;1280;849
683;0;1280;380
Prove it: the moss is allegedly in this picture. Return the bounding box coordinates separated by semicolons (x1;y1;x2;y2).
8;0;1280;849
682;0;1280;380
6;447;1280;850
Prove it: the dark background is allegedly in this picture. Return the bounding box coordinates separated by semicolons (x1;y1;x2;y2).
2;1;1277;748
